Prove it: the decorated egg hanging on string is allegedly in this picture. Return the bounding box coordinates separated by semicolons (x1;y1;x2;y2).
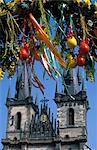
20;47;29;60
77;55;85;66
67;36;77;49
80;40;90;54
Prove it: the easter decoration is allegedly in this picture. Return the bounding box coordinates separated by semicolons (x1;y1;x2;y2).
0;0;97;93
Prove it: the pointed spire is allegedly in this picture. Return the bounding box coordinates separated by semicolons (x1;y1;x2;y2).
54;119;56;132
77;67;81;85
40;97;49;107
49;108;50;117
82;77;86;91
46;104;48;112
28;63;32;97
44;97;46;108
41;104;42;114
28;73;32;96
24;62;29;98
57;120;59;135
61;88;64;93
35;94;38;106
55;82;58;93
7;86;11;99
52;113;54;128
15;77;19;98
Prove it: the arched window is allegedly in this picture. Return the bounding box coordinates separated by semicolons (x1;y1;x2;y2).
16;112;21;129
69;108;74;125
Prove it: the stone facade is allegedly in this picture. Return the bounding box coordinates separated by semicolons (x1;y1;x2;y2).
53;69;90;150
57;99;87;139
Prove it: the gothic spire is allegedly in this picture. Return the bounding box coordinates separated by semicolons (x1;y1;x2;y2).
77;67;81;85
15;62;31;100
82;77;86;91
55;82;58;93
7;86;11;99
64;69;80;95
48;107;50;117
35;94;38;106
24;62;29;98
6;86;11;105
28;72;32;96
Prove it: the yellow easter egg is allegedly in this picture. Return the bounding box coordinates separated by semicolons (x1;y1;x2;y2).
68;59;76;68
66;54;73;60
67;36;77;49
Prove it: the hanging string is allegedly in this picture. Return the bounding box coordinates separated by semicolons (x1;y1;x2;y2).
46;10;66;37
39;0;51;40
80;13;86;40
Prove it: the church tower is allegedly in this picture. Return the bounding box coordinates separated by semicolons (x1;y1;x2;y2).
2;63;90;150
54;69;90;150
2;62;57;150
2;62;38;149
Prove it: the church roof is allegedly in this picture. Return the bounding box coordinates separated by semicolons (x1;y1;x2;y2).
15;62;31;100
6;62;38;112
63;69;80;95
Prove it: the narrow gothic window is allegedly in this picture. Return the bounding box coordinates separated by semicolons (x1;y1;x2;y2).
16;112;21;129
10;116;14;126
69;108;74;125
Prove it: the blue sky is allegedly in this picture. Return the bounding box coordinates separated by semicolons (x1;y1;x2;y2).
0;0;97;149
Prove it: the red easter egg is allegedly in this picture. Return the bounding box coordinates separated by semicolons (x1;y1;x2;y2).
80;41;90;54
20;47;29;59
77;55;85;66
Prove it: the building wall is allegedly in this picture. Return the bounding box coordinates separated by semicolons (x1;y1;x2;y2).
59;127;86;138
3;143;90;150
57;102;86;128
7;105;35;140
3;145;21;150
57;101;87;138
28;145;55;150
61;144;79;150
8;106;28;131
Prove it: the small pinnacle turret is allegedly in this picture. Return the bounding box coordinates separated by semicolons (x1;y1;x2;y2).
35;94;38;106
82;77;86;91
55;82;58;93
77;67;81;85
7;86;11;99
28;73;32;96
